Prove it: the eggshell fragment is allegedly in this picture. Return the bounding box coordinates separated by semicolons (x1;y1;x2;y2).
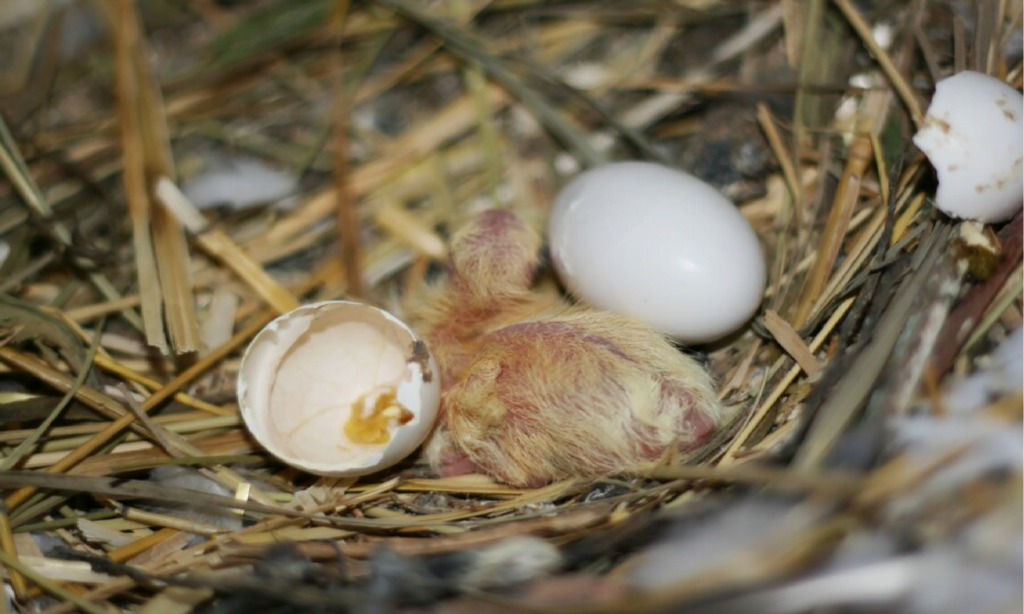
549;161;766;343
237;301;440;476
913;71;1023;223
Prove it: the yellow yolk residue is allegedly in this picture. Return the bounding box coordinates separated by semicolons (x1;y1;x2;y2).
344;390;413;445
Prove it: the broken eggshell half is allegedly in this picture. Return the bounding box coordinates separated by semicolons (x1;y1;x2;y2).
238;301;440;477
913;71;1023;223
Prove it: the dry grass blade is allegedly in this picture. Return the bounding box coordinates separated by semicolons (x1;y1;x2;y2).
0;114;47;217
0;293;87;372
2;2;1020;612
794;224;953;469
127;41;200;354
116;384;184;461
1;311;278;510
88;352;230;416
913;23;943;83
962;264;1024;356
763;310;821;378
781;0;806;66
756;103;801;211
792;70;893;327
150;204;201;353
0;509;27;600
0;116;144;332
832;0;924;126
0;471;417;530
793;0;828;146
108;0;169;353
953;15;967;73
0;346;162;442
974;0;996;74
374;202;447;260
0;549;108;614
645;463;861;494
515;51;670;165
0;415;236;451
155;177;300;314
569;518;851;614
293;504;612;560
118;505;225;536
0;322;104;471
139;587;215;613
131;0;201;354
331;0;366;298
620;5;783;130
373;0;605;167
720;295;856;466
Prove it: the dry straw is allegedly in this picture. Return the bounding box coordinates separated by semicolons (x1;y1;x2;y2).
0;0;1019;611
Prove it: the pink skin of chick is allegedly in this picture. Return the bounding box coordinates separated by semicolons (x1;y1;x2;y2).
409;210;722;487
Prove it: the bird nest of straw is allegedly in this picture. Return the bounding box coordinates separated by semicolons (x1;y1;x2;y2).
0;1;1020;613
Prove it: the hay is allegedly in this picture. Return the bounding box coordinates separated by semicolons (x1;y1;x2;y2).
0;0;1020;612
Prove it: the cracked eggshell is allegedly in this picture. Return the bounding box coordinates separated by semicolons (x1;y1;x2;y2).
238;301;440;477
913;71;1023;223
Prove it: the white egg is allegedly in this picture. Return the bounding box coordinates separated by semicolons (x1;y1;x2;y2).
913;71;1023;223
237;301;440;477
549;161;766;343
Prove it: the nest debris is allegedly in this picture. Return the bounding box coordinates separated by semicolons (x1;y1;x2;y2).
0;0;1020;612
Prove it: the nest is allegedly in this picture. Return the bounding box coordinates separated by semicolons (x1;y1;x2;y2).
0;1;1020;612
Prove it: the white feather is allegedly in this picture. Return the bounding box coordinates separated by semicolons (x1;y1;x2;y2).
627;499;820;590
183;158;297;211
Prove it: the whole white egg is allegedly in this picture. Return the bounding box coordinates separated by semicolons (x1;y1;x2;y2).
913;71;1023;223
549;162;766;343
238;301;440;477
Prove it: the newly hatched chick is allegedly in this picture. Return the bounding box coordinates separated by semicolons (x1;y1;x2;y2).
409;210;722;486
